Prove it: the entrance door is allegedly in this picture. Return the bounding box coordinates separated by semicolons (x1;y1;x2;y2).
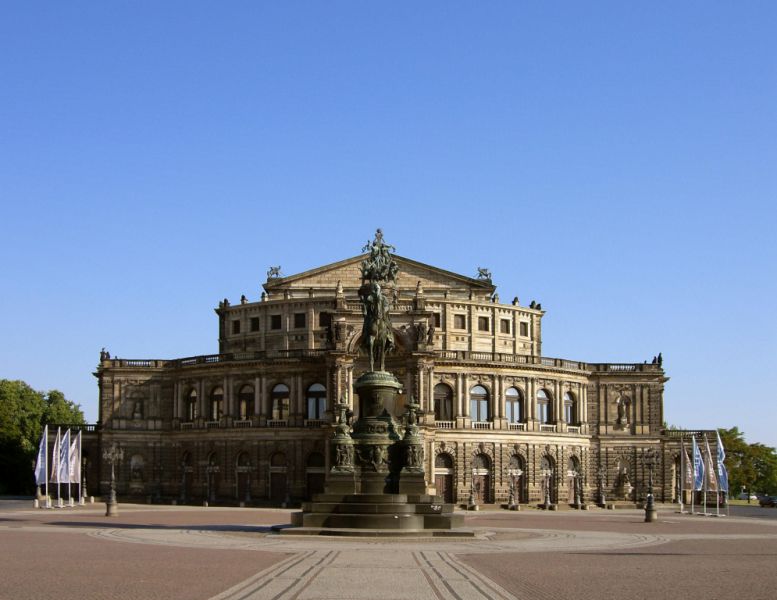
270;472;287;503
434;453;455;503
472;453;492;504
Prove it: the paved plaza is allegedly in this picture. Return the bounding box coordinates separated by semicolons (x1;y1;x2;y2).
1;500;776;600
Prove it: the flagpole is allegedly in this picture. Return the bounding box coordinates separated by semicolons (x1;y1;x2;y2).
44;425;50;508
703;434;708;516
690;435;695;515
57;427;62;508
78;431;84;506
679;435;684;514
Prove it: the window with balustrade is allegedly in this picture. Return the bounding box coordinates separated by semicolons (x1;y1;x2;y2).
306;383;326;420
563;392;577;424
186;389;198;421
505;387;523;423
536;388;552;423
210;387;224;421
271;384;290;420
434;383;454;421
238;385;254;420
470;385;490;422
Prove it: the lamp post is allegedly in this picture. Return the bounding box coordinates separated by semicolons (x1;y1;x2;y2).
597;464;606;507
572;469;581;509
644;448;657;523
103;443;124;517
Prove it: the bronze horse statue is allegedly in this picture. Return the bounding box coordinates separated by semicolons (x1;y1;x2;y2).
359;281;394;372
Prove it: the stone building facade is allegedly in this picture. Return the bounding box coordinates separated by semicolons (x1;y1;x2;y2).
85;249;701;506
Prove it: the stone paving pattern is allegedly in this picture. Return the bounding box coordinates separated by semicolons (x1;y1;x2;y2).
1;502;776;600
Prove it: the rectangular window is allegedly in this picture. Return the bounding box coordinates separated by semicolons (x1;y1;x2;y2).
250;317;260;332
478;316;489;332
453;314;466;330
433;313;441;328
294;312;306;328
520;322;529;337
232;320;241;334
318;312;331;328
271;315;282;330
500;319;510;334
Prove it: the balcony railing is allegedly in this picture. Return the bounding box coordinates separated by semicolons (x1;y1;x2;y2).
104;350;663;375
508;422;526;431
435;420;455;429
180;422;194;430
540;424;557;433
472;421;493;430
567;425;581;434
304;419;326;428
234;419;253;428
205;420;220;429
267;419;288;428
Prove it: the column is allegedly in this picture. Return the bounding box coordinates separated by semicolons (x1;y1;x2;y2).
173;382;179;419
253;376;260;417
456;373;463;418
199;380;206;420
224;376;230;417
463;374;470;417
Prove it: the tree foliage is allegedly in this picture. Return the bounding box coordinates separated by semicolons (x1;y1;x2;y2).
0;379;85;494
718;427;777;496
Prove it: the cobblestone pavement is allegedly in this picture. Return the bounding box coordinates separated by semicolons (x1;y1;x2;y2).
1;501;776;600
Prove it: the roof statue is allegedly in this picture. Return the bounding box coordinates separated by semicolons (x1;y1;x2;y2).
358;229;397;372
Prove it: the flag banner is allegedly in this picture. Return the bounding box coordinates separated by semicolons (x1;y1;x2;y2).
69;431;81;484
34;425;48;485
58;429;71;484
50;428;61;483
704;435;718;492
683;448;693;489
692;436;705;491
716;431;729;493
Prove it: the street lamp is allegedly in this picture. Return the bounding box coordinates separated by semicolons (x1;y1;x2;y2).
644;448;657;523
103;443;124;517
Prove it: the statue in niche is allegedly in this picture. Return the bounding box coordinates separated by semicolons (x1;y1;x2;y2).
616;396;629;426
335;444;353;468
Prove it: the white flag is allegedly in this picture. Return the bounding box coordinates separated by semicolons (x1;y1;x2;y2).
58;429;71;484
50;428;61;483
704;434;718;492
69;431;81;484
34;425;48;485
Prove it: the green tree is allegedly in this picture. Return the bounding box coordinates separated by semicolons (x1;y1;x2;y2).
718;427;777;497
0;379;85;494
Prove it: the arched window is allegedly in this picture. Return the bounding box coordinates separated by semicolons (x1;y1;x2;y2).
306;383;326;420
536;389;552;424
186;389;198;421
563;392;577;424
238;385;254;420
505;387;523;423
271;384;290;420
470;385;490;422
210;387;224;421
434;383;454;421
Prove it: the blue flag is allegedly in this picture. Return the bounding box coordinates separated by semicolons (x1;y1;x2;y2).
692;436;705;491
716;431;729;493
58;429;71;484
34;425;48;485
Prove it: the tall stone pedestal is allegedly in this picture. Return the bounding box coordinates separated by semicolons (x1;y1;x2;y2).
283;371;469;536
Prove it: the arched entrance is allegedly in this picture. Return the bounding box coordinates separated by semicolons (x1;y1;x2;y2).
508;454;526;504
567;456;581;506
236;452;251;503
269;452;287;504
434;453;454;503
179;452;193;503
472;453;492;504
305;452;325;500
540;455;556;504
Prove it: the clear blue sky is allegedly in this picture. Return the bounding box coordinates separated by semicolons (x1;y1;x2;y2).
1;3;775;446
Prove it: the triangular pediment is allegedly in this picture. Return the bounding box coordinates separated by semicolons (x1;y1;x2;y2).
263;254;494;295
